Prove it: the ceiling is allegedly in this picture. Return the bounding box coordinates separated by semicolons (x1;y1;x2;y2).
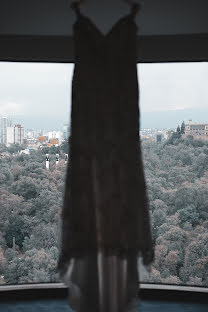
0;0;208;37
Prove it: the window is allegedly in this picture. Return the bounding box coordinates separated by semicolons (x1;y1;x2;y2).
0;62;73;284
138;62;208;286
0;61;207;287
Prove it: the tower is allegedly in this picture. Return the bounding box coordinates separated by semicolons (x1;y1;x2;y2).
65;153;68;164
63;124;70;141
14;124;24;145
56;153;59;166
0;116;8;144
46;154;49;170
6;127;15;146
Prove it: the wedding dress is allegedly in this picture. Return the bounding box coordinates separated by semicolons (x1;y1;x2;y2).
58;2;155;311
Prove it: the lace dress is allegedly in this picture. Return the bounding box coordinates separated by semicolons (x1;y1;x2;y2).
58;2;155;311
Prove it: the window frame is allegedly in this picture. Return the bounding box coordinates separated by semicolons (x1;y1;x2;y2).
0;32;208;297
0;33;208;63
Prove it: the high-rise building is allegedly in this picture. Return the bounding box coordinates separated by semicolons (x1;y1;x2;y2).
7;117;12;127
0;116;13;144
14;124;24;145
63;124;70;140
0;116;7;144
47;130;63;143
156;134;163;143
6;127;15;146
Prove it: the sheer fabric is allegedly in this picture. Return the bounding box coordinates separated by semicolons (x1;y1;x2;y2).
58;2;155;311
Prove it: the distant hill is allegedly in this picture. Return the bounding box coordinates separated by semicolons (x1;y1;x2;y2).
11;107;208;131
140;108;208;129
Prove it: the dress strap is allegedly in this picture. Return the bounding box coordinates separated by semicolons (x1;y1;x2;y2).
70;1;82;18
129;2;141;19
70;1;140;20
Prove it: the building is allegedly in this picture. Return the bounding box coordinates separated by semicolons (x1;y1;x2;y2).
185;120;208;140
0;116;12;144
48;138;59;147
0;116;7;144
156;134;163;143
38;136;47;144
6;127;15;146
19;149;30;155
63;124;70;140
47;131;63;143
14;124;24;145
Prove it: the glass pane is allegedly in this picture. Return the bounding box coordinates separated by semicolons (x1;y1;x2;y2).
0;62;73;284
0;61;207;287
138;62;208;287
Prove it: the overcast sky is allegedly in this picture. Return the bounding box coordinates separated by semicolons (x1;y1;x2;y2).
0;61;208;130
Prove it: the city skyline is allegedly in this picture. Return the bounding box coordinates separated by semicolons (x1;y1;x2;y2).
1;115;208;148
0;61;208;130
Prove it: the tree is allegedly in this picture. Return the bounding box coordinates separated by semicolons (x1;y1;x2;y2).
5;214;25;248
28;189;62;222
7;143;24;154
165;128;181;145
0;165;14;186
177;125;181;133
49;146;59;155
4;248;59;284
0;192;29;236
178;205;200;227
180;233;208;284
0;247;6;275
181;121;186;134
0;144;7;153
22;223;59;251
164;250;180;276
60;140;69;154
2;125;208;287
11;176;41;200
152;209;167;240
153;244;168;272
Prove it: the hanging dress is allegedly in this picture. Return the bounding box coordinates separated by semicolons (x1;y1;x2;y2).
58;2;155;311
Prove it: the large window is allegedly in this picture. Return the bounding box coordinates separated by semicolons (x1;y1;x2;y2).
0;62;72;284
138;63;208;286
0;61;207;286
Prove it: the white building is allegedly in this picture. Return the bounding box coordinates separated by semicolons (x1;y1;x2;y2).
0;117;7;144
47;130;63;143
6;127;15;146
19;149;30;155
25;129;35;139
0;116;12;144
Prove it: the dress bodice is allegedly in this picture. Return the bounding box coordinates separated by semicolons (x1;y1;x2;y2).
71;1;140;64
58;1;155;283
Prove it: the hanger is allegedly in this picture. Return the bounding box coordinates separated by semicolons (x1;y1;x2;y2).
65;0;83;9
124;0;144;7
68;0;143;20
67;0;144;9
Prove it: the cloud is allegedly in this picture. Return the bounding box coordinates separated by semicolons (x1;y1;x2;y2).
138;62;208;113
0;101;23;116
0;61;207;130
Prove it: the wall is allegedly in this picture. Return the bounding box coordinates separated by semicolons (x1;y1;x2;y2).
0;0;208;36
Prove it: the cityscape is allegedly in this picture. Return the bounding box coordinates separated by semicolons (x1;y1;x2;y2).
0;62;208;286
0;115;70;152
0;113;208;286
1;115;208;154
